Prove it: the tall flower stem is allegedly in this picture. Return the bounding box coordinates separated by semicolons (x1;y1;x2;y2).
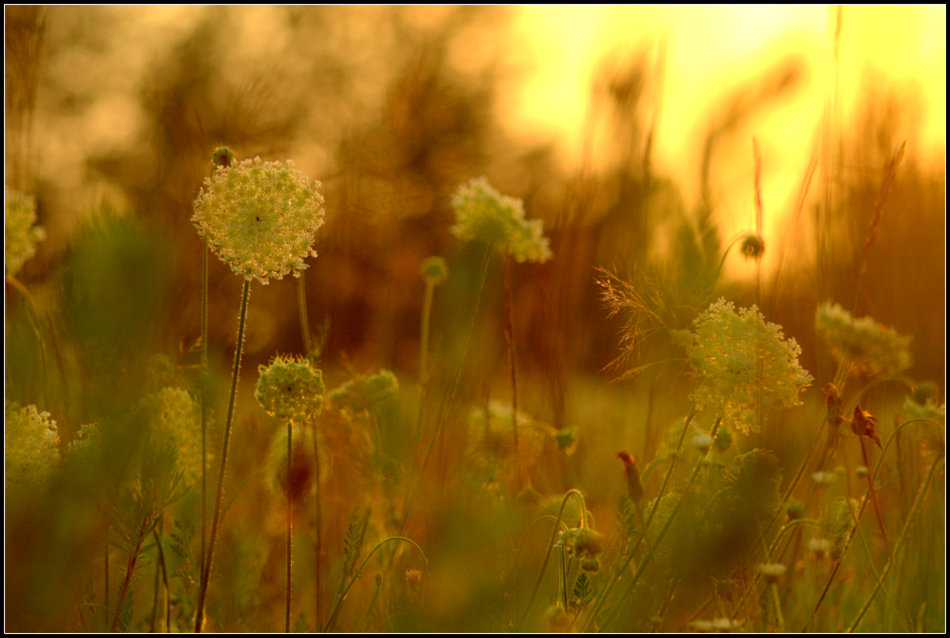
111;515;151;632
311;424;323;631
199;246;209;585
286;419;294;633
503;251;523;491
195;279;251;633
297;274;313;355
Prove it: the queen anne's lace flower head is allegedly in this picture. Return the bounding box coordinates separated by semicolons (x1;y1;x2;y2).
329;369;398;415
450;177;552;263
5;188;46;277
5;401;60;492
138;388;203;484
193;157;325;285
815;302;911;378
256;355;326;422
679;298;813;435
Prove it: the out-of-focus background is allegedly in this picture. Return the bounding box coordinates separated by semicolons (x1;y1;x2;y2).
6;5;944;388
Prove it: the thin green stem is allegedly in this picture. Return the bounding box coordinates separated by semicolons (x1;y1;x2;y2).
516;488;589;629
323;536;427;632
297;274;312;355
286;419;294;633
845;455;943;632
312;424;323;631
582;411;697;632
194;279;251;633
199;246;209;587
503;251;523;491
600;418;722;632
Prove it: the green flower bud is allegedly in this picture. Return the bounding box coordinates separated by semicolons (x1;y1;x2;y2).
420;256;448;285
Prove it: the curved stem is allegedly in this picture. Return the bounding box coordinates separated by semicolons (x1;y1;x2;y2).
515;488;589;629
194;279;250;633
323;536;427;632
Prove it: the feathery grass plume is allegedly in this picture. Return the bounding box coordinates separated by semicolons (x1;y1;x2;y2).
137;388;204;485
192;157;326;285
5;187;45;277
329;370;398;416
676;298;813;435
450;176;552;263
256;355;326;422
814;302;912;378
5;401;60;493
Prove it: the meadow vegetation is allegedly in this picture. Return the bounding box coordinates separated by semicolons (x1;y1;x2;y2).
5;6;945;633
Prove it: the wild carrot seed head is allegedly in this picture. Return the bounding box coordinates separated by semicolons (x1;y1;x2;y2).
255;355;326;422
192;157;325;285
329;369;398;415
450;177;552;263
138;387;203;485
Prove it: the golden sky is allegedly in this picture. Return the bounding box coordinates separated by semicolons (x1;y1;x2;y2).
507;5;946;265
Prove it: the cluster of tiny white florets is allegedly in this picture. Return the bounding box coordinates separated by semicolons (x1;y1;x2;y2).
256;355;326;422
5;401;60;492
5;187;46;277
138;387;203;484
680;298;813;435
450;177;552;263
814;302;912;378
192;157;325;285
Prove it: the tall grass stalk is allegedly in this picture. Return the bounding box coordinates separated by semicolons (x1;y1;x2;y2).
502;251;524;491
194;279;251;632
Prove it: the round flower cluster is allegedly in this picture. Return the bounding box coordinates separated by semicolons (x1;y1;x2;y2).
679;298;813;435
450;177;552;263
329;369;398;415
5;187;46;277
255;355;326;422
138;388;203;484
814;302;911;378
192;157;325;285
5;401;60;492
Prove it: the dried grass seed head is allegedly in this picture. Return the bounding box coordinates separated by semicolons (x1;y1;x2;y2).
192;157;325;285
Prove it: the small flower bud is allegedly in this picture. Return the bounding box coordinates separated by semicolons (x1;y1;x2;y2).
420;256;448;285
757;562;787;584
740;233;765;260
